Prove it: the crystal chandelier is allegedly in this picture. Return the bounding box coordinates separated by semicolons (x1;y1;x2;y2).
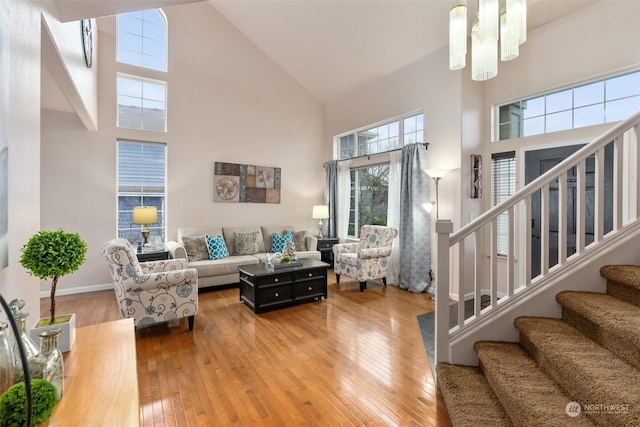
449;0;527;81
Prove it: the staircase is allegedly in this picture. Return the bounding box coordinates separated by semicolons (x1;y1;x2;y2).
437;264;640;426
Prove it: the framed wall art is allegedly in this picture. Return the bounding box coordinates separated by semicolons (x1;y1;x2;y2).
214;162;281;204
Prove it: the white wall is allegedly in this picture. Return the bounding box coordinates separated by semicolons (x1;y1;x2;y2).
1;0;43;320
40;2;327;293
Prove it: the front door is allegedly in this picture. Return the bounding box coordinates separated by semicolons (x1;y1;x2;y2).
525;144;613;278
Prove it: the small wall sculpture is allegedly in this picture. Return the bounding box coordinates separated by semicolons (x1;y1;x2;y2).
214;162;281;203
471;154;482;199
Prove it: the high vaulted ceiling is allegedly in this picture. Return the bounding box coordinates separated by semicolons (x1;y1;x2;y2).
46;0;602;108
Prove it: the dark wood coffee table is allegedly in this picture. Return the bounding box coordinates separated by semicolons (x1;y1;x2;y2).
238;259;329;314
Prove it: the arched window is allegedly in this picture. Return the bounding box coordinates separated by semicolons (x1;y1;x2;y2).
117;9;167;72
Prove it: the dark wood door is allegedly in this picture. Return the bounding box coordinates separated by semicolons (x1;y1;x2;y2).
525;144;613;278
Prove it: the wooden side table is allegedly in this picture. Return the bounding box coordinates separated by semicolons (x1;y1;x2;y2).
44;319;139;426
317;237;339;268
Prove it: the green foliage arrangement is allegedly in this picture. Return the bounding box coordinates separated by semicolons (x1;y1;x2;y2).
0;379;58;426
281;255;292;263
19;229;87;324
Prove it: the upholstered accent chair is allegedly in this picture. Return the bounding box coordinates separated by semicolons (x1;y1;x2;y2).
332;225;399;292
101;238;199;331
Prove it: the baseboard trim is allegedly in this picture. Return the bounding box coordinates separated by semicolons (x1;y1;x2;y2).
40;283;112;298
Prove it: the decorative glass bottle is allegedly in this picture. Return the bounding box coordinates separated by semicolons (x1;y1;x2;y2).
8;299;45;381
38;328;63;400
0;322;15;394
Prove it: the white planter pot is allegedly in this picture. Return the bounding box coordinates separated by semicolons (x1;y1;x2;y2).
30;313;76;353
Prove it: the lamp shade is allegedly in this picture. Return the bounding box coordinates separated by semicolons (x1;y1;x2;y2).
312;205;329;219
132;206;158;225
424;169;450;179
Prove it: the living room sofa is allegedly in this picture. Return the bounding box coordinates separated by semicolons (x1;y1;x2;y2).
166;226;320;289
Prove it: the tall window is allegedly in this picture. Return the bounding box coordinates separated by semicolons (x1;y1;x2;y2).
117;141;166;244
117;9;167;72
492;151;516;255
338;112;423;237
348;165;390;236
117;74;167;132
498;70;640;140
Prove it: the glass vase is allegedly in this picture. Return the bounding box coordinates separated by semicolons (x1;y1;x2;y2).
38;328;64;400
0;322;15;394
8;299;45;381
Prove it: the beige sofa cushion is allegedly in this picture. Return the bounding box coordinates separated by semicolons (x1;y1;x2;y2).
178;227;223;243
188;255;259;277
222;226;264;255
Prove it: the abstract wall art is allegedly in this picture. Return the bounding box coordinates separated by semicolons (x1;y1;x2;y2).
214;162;281;204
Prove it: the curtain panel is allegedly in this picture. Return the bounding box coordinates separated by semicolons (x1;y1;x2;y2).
399;143;430;293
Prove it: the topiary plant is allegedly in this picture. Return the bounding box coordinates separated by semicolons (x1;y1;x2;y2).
0;379;58;426
19;229;87;324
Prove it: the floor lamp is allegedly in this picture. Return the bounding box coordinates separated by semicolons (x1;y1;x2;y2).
424;169;449;219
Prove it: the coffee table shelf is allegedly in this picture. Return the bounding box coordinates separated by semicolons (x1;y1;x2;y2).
238;259;329;314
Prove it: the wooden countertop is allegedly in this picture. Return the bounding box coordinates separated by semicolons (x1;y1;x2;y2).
44;318;139;426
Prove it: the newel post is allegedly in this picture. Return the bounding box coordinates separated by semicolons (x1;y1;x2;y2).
435;219;453;373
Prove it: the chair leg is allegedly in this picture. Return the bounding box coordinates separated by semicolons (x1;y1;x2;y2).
188;315;195;331
382;277;387;286
336;274;340;283
360;281;366;292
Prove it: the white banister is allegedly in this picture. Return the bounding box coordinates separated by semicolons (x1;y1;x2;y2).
434;110;640;371
435;219;453;364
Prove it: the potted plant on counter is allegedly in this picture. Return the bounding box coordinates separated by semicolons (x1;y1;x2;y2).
20;229;87;352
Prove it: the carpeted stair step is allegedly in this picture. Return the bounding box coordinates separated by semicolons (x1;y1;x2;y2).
474;341;595;426
600;265;640;308
436;363;513;427
556;290;640;370
515;317;640;426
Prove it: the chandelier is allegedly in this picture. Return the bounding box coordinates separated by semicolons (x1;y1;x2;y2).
449;0;527;81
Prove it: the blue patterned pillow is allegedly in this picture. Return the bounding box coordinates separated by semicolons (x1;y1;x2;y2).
271;231;293;253
205;234;229;260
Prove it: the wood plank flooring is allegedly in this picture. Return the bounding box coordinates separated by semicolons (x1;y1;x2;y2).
43;272;453;426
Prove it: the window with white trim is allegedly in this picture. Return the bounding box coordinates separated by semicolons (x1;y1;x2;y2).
337;112;423;237
117;9;167;72
492;151;516;255
498;70;640;140
117;141;166;244
117;74;167;132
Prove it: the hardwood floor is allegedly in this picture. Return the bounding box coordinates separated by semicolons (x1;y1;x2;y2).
43;272;453;426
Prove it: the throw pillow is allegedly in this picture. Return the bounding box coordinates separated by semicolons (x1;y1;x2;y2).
271;231;293;253
292;230;308;252
234;231;260;255
181;236;209;262
205;234;229;260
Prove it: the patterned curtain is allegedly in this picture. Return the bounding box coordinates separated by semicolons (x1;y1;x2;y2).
324;160;338;238
399;143;430;293
386;150;402;285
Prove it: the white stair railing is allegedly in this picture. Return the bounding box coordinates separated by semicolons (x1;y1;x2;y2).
435;110;640;367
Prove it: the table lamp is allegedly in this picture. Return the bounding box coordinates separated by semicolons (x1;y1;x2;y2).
312;205;329;239
132;206;158;246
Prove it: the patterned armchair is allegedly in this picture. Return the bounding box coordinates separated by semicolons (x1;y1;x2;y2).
333;225;398;292
101;238;198;331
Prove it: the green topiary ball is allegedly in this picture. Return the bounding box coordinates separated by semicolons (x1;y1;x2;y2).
0;379;58;427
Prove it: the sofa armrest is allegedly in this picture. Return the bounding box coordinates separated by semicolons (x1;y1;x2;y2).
166;241;188;261
359;247;392;259
139;258;188;273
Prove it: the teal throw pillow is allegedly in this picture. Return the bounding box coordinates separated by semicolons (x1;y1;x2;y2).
271;231;293;253
205;234;229;260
